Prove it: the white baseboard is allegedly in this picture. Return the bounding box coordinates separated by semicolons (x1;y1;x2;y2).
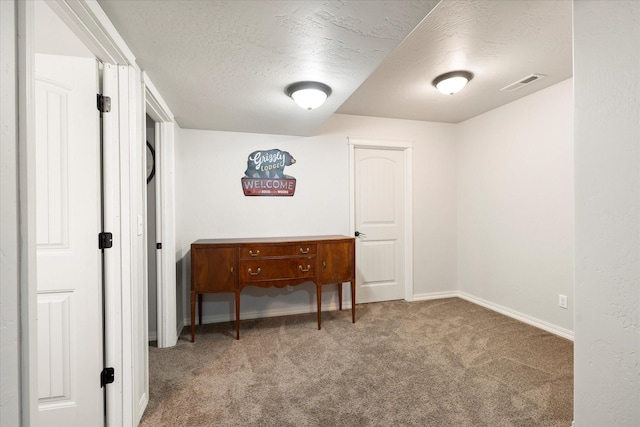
414;291;574;341
457;291;574;341
186;300;351;327
179;290;573;341
411;291;459;301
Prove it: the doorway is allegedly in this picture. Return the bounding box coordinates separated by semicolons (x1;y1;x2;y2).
22;1;156;424
349;138;414;304
144;84;178;349
146;114;159;344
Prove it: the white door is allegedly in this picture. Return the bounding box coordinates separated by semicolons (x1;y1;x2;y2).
35;53;104;427
354;148;406;303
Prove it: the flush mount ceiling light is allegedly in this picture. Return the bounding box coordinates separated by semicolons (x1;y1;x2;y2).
286;81;332;110
432;71;474;95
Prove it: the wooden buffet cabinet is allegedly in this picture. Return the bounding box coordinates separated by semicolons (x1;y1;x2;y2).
190;235;356;341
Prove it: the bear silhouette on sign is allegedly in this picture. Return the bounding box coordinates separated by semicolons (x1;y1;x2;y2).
244;149;296;179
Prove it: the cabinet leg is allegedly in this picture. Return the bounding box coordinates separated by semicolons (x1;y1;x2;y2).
198;293;203;325
317;284;322;330
190;291;196;342
235;290;241;340
351;280;356;323
338;283;343;310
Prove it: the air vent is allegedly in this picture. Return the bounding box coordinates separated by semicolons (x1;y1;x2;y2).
500;73;546;92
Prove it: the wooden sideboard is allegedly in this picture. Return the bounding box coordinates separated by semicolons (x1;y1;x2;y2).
190;235;356;341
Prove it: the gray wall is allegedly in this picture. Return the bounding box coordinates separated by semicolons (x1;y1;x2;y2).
574;1;640;425
457;79;574;333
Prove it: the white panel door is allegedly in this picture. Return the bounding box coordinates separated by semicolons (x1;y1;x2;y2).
354;148;405;303
35;53;103;427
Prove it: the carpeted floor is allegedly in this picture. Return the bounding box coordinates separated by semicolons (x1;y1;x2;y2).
141;298;573;426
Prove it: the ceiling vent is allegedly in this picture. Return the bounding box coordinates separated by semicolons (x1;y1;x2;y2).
500;73;546;92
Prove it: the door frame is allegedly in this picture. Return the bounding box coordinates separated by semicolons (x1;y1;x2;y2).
144;74;178;348
348;137;414;302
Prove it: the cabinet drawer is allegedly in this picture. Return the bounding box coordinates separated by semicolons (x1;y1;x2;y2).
239;257;316;281
239;244;316;259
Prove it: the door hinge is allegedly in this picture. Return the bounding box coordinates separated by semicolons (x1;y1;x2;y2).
97;94;111;113
156;242;162;249
99;232;113;249
100;367;115;388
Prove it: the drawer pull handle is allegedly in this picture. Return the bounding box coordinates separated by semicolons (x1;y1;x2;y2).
249;250;260;257
322;261;327;269
230;267;234;273
299;264;311;272
299;247;310;254
248;268;261;276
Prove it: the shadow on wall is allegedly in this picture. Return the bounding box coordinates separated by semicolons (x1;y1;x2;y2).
176;249;188;332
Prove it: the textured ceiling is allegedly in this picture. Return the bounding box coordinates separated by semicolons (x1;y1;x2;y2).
97;0;573;135
338;0;573;123
97;0;439;135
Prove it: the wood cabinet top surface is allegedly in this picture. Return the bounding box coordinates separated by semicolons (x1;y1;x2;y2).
192;235;353;246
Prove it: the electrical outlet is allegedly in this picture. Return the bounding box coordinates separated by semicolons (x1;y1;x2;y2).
559;294;568;309
286;285;294;292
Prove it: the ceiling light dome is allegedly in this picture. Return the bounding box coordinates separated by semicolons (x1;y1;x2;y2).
286;81;332;110
432;71;474;95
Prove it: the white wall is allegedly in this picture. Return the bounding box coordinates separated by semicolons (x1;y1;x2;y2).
456;79;574;335
34;0;93;58
175;115;457;325
574;1;640;425
1;1;21;425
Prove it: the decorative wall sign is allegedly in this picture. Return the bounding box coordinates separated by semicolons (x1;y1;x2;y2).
241;149;297;196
